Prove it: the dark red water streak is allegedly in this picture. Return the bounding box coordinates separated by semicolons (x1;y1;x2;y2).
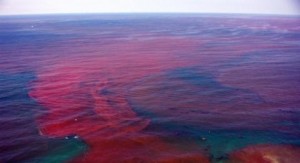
230;144;300;163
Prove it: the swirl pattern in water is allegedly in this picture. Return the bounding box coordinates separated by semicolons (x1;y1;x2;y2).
0;14;300;162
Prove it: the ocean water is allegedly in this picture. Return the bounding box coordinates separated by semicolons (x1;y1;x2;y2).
0;14;300;162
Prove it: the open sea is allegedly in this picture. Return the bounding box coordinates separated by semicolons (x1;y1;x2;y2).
0;14;300;162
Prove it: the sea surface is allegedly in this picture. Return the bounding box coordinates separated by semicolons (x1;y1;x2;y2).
0;14;300;162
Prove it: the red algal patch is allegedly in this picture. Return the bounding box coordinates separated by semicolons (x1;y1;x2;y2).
230;144;300;163
29;37;210;162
